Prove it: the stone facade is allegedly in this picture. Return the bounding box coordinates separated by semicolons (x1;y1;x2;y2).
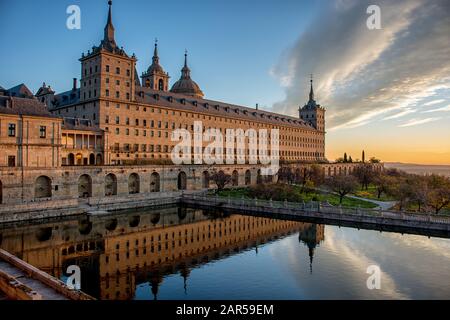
0;2;385;209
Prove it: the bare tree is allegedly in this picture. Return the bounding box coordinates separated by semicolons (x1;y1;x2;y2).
210;170;232;193
325;175;359;204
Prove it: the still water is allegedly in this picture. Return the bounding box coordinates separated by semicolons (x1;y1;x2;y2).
0;205;449;300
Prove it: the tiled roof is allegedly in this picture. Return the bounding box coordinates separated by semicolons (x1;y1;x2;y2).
50;89;80;109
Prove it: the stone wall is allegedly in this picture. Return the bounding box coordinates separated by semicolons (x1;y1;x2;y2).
0;162;383;208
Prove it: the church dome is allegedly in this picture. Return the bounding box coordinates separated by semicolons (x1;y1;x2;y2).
170;52;204;98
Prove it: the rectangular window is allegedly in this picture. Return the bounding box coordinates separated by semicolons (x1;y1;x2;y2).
106;65;110;72
115;128;120;135
126;129;129;135
126;117;130;125
105;89;110;97
135;119;139;126
143;120;147;127
39;126;46;138
116;91;120;98
8;123;16;137
105;116;109;124
115;116;120;124
8;155;15;167
116;80;120;85
126;69;130;76
116;67;120;74
106;78;109;84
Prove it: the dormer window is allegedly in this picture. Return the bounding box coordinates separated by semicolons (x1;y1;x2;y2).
168;96;173;102
204;103;209;109
180;98;186;105
153;93;159;100
192;101;197;106
214;105;220;110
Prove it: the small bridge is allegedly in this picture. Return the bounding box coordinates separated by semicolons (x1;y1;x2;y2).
0;249;93;300
182;194;450;237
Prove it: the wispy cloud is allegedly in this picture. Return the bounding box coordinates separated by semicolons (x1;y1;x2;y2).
422;104;450;113
423;99;446;106
398;117;440;127
384;109;415;120
271;0;450;131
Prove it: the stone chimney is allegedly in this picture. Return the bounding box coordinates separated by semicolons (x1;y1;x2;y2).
72;78;77;91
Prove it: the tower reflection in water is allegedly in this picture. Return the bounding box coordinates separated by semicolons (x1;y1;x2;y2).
0;206;324;300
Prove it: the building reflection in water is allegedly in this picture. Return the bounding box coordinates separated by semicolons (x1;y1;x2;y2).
0;206;324;300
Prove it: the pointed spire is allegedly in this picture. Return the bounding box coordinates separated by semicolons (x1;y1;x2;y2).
152;38;159;64
309;74;315;102
181;50;191;79
104;1;116;46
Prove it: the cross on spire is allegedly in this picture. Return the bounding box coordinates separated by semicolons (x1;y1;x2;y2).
309;74;315;102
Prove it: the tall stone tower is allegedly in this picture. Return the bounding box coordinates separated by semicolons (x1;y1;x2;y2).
299;76;325;132
79;0;138;104
141;40;170;91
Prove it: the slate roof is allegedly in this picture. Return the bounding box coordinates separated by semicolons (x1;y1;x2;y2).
62;117;102;132
135;86;315;130
0;96;57;118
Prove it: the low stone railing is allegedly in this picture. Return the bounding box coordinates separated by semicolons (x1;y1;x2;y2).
182;194;450;226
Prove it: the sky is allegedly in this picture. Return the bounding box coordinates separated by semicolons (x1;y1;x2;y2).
0;0;449;165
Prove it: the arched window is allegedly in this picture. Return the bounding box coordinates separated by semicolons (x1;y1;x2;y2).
35;176;52;198
150;172;160;192
158;79;164;91
105;173;117;196
128;173;140;194
78;174;92;198
177;171;187;190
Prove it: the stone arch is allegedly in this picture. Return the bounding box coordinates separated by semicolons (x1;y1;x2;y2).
245;170;251;185
333;167;337;176
96;154;102;165
295;168;301;182
202;171;210;189
177;171;187;190
128;173;140;194
35;175;52;199
68;153;75;165
232;170;239;186
150;172;160;192
328;167;331;177
78;174;92;198
105;173;117;196
89;153;95;165
0;180;2;204
339;167;342;175
344;167;347;175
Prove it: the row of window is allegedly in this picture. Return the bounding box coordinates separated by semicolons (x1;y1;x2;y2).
6;124;46;138
84;65;131;77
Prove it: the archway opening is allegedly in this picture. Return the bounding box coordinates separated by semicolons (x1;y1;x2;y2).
89;153;95;165
96;154;103;165
105;173;117;196
245;170;251;185
177;171;187;190
68;153;75;165
202;171;209;189
232;170;239;186
150;172;160;192
35;175;52;198
78;174;92;198
128;173;140;194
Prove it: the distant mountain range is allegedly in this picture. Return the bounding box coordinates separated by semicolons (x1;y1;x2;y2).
384;162;450;177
